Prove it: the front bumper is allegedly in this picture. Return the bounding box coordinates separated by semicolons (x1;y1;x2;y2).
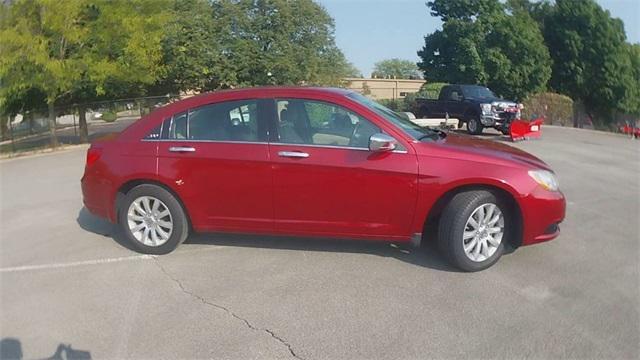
481;109;519;127
481;114;501;126
519;187;566;246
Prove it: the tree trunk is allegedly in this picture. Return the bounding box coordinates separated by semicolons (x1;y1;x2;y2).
78;104;88;143
0;115;8;141
28;112;34;134
48;100;59;148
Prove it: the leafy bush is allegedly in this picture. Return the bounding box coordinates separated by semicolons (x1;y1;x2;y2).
377;98;403;111
102;111;117;122
377;94;421;114
522;92;573;126
402;93;420;114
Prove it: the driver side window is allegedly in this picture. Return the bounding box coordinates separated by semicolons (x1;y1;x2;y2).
275;99;380;149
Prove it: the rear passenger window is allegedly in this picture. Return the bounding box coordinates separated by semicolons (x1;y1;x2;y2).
186;100;261;142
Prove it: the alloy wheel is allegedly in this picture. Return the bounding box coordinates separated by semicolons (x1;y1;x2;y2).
127;196;173;247
462;203;504;262
468;119;477;133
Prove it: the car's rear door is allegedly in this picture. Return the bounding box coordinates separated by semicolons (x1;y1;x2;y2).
268;97;418;239
156;99;274;233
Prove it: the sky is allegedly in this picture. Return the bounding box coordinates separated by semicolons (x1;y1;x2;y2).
318;0;640;77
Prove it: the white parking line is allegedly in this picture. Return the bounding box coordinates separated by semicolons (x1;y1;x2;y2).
0;254;156;273
0;245;230;274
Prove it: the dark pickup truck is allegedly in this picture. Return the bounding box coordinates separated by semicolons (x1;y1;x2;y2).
414;84;522;135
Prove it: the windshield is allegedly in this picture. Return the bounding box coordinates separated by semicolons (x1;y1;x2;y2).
346;92;438;140
462;86;496;100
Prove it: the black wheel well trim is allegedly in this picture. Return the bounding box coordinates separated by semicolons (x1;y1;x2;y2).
115;178;193;230
421;184;523;249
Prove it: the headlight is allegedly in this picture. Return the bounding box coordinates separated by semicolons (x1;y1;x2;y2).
481;103;492;114
528;169;559;191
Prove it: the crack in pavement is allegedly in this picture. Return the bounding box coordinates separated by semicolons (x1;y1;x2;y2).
152;258;303;360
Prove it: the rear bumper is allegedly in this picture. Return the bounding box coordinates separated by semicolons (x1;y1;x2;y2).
519;187;566;246
81;173;116;222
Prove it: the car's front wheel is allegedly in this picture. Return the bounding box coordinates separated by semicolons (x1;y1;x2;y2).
438;190;507;271
119;184;189;255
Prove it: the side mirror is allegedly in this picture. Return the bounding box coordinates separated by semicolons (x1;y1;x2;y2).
369;133;397;152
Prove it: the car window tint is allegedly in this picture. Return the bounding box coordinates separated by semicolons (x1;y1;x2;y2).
186;100;260;142
169;112;187;139
276;99;380;149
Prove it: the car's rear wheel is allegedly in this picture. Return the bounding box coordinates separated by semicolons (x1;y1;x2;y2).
119;184;189;254
438;190;506;271
467;115;484;135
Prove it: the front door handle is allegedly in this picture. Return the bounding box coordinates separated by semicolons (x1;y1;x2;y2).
169;146;196;153
278;151;309;158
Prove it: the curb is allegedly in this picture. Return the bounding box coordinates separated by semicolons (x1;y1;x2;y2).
0;144;89;162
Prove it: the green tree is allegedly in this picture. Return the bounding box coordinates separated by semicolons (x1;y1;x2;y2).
343;62;363;78
211;0;353;87
427;0;502;22
418;0;551;100
483;12;551;99
542;0;638;124
417;20;487;85
619;44;640;116
0;0;170;145
371;58;422;79
1;0;86;146
154;0;229;94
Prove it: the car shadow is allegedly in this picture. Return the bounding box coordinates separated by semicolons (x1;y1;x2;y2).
76;207;137;251
77;207;462;272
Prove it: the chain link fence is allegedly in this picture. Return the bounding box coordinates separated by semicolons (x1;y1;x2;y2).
1;95;182;154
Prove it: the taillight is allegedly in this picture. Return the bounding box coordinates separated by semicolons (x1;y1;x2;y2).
86;147;102;166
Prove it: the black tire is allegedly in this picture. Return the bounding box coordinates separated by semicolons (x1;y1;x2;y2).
118;184;190;255
437;190;507;272
467;115;484;135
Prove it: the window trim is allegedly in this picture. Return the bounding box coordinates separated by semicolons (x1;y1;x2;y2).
141;98;268;143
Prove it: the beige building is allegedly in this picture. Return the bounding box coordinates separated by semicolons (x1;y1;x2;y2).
343;78;426;100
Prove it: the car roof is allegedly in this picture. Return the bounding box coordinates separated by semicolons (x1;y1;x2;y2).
189;86;353;99
149;86;356;119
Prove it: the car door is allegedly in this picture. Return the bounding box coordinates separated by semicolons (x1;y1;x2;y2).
269;98;418;239
449;86;467;118
156;99;274;233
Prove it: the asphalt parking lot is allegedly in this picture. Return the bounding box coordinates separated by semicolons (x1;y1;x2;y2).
1;126;638;359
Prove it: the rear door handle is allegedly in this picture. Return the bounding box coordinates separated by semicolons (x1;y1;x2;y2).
169;146;196;153
278;151;309;158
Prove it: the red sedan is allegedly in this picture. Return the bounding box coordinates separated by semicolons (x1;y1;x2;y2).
81;87;565;271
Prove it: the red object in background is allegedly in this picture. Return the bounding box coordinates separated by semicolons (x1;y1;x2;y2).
620;124;640;138
81;87;564;256
510;117;544;142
